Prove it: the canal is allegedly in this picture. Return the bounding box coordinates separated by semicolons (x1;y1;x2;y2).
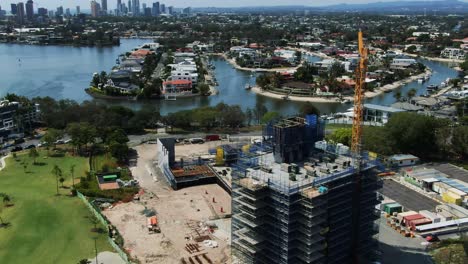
0;39;460;115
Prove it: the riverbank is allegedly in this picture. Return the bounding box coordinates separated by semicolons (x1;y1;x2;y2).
218;53;301;72
251;69;431;103
404;53;464;64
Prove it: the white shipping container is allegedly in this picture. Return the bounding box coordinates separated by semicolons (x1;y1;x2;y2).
448;187;467;197
432;182;451;194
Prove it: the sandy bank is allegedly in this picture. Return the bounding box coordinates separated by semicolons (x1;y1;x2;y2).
250;69;431;103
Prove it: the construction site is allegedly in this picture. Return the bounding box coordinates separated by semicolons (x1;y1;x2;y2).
148;31;384;264
103;143;232;264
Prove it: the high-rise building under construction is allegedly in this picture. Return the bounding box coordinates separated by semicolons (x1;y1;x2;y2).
231;116;382;264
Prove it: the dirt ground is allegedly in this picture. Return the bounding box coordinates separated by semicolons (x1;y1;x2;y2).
174;141;226;160
103;143;232;264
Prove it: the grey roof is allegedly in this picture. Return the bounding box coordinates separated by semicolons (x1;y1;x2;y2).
364;103;406;113
390;154;419;161
391;102;423;111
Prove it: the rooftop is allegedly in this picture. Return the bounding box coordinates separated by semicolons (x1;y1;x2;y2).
364;103;406;113
242;152;359;194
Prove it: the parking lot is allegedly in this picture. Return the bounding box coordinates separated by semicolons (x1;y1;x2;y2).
380;179;440;212
424;163;468;182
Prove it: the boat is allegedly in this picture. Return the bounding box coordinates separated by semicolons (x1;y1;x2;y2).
426;84;438;92
245;84;252;90
417;78;424;84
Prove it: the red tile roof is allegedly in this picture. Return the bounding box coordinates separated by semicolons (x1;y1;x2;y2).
164;80;192;85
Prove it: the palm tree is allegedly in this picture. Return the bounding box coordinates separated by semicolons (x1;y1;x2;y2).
29;148;39;165
59;177;65;188
407;88;417;101
70;165;76;188
393;91;402;102
51;165;62;195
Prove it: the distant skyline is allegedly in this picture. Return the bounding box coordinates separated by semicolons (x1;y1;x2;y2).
2;0;467;10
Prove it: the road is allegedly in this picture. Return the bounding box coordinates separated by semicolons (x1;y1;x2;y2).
151;53;167;80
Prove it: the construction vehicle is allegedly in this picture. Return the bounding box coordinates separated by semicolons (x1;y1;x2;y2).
147;216;161;234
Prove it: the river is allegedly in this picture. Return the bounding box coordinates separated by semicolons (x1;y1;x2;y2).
0;39;460;115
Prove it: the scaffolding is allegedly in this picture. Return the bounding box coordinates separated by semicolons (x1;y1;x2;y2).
231;116;382;264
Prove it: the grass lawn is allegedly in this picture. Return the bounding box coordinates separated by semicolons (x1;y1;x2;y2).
0;149;113;264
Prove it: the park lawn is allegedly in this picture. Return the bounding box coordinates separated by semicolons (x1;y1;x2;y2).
0;149;113;264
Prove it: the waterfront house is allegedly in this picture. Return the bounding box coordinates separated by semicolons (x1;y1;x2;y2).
440;48;465;60
162;80;193;97
363;104;406;124
390;58;417;69
170;70;198;86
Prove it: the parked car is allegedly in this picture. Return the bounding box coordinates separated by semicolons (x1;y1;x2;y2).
55;140;65;145
25;144;36;149
11;146;23;152
205;135;221;141
14;138;25;145
190;138;205;144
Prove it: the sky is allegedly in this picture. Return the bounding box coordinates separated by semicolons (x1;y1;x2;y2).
1;0;466;9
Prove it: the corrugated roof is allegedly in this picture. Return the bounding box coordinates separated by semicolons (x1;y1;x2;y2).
364;103;406;113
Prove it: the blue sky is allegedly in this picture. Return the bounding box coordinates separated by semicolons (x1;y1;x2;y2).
2;0;466;9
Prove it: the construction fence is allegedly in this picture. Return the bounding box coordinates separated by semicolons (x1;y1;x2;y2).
76;191;130;264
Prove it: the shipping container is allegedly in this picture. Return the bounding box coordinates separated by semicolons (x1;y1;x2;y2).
432;182;451;194
442;192;462;205
384;203;402;215
379;198;396;210
397;211;418;223
409;218;432;231
419;210;441;223
403;213;425;225
448;188;467;197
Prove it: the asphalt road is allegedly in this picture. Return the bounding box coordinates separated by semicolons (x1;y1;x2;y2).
380;179;440;212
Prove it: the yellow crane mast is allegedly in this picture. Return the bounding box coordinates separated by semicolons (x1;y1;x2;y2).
351;30;368;170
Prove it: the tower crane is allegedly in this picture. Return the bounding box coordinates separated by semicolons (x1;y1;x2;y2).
351;30;368;171
350;30;368;264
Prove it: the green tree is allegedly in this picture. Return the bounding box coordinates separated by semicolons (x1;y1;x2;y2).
109;142;129;163
70;165;76;188
51;165;62;195
300;102;320;116
246;108;253;126
42;128;63;153
253;101;268;124
451;126;468;160
261;111;280;124
59;177;65;188
29;148;39;165
78;259;91;264
326;128;352;146
393;91;402;102
197;83;210;96
406;88;417;100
